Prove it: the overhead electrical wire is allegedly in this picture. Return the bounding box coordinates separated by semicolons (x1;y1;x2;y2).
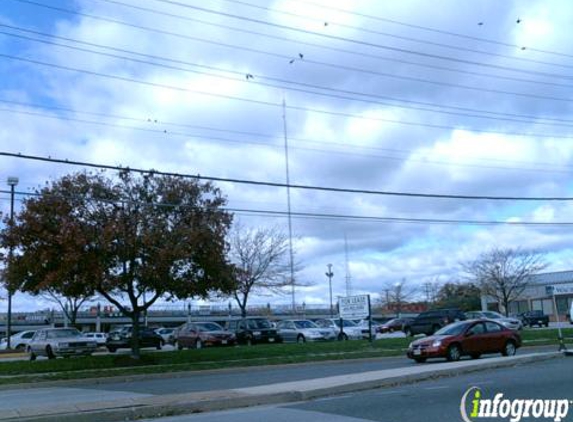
4;26;573;128
5;105;573;175
2;151;573;201
102;0;573;75
0;188;569;227
4;53;573;140
4;98;573;174
11;0;573;81
289;0;573;60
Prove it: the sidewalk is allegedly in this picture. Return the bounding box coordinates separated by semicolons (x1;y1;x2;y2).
0;351;563;422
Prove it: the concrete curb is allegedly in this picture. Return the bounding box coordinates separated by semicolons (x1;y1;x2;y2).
2;352;561;422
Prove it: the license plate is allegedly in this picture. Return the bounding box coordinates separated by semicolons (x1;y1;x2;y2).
413;349;421;356
221;340;227;345
268;338;275;342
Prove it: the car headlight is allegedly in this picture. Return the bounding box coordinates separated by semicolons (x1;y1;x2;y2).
431;340;442;347
408;342;415;349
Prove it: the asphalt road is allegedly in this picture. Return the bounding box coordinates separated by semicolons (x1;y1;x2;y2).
138;357;573;422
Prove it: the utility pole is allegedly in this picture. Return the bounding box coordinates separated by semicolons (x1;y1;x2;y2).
282;98;296;314
326;264;334;317
344;234;351;297
6;176;18;350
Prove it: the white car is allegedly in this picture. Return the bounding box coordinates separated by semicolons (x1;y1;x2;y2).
83;332;108;347
277;319;336;343
0;330;36;351
154;328;177;345
28;328;98;360
314;318;363;340
466;311;523;330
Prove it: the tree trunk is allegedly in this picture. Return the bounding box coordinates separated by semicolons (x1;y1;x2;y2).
131;311;141;359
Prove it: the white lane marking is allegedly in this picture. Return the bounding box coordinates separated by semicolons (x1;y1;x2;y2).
424;386;450;390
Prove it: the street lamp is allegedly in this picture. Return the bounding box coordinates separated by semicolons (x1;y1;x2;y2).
325;264;334;317
6;176;18;350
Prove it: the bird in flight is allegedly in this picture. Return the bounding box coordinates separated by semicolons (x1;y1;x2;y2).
289;59;295;64
299;53;304;59
516;18;521;23
245;73;254;80
477;22;483;26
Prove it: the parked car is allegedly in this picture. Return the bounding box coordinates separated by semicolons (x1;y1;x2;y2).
0;330;36;351
27;328;98;360
106;326;163;352
276;319;336;343
519;310;550;327
570;302;573;324
354;319;383;338
154;328;177;345
377;318;413;334
465;311;522;330
226;317;282;345
83;332;108;347
406;320;521;363
177;322;236;349
314;318;363;340
403;309;466;336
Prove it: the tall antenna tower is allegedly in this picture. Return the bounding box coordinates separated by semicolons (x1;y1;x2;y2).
282;98;296;313
344;234;352;297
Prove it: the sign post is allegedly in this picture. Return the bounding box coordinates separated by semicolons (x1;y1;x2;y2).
546;285;567;352
339;294;372;343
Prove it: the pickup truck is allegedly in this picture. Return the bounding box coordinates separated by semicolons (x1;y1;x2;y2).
519;310;550;327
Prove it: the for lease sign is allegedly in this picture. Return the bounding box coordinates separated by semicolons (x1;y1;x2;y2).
339;295;370;319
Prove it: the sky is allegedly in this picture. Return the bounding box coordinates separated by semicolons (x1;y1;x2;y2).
2;0;573;312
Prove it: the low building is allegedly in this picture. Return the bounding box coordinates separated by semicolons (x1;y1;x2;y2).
482;270;573;321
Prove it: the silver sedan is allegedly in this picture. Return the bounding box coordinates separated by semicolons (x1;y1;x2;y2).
277;320;336;343
28;328;98;360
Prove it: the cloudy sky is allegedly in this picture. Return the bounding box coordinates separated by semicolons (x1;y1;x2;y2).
2;0;573;312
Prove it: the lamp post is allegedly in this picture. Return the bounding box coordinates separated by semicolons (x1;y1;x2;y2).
325;264;334;317
6;176;18;350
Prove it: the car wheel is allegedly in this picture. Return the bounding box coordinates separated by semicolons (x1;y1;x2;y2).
160;339;165;347
156;342;162;350
404;328;413;337
446;344;461;362
29;351;37;361
15;344;26;352
502;340;517;357
297;335;306;344
246;337;253;346
195;339;202;350
544;323;549;327
414;357;426;364
107;347;116;353
177;341;183;351
388;328;394;333
470;353;481;360
46;346;56;360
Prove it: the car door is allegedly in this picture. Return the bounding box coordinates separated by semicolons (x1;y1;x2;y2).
31;331;46;355
461;322;487;354
484;321;506;351
282;321;297;342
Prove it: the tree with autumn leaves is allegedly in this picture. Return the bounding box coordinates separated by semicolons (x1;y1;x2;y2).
1;170;235;358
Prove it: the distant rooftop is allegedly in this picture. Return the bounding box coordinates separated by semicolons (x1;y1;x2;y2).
527;270;573;285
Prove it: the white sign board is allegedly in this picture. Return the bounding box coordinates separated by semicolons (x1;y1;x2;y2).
339;295;370;319
550;283;573;295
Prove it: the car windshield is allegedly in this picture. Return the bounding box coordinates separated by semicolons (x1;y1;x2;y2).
482;311;502;319
434;322;469;336
294;320;318;329
247;319;272;329
333;319;357;328
46;329;81;338
196;322;224;332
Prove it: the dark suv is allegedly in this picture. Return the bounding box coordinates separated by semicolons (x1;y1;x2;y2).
226;317;282;345
403;309;466;336
519;310;549;328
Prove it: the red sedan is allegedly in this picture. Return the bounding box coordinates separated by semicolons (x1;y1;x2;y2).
177;322;237;350
406;319;521;363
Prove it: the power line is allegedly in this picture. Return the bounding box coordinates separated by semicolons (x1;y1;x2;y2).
5;26;573;128
115;0;573;75
10;0;573;84
2;151;573;201
3;102;573;175
290;0;573;60
1;188;570;227
4;98;573;175
5;53;573;140
195;0;573;65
